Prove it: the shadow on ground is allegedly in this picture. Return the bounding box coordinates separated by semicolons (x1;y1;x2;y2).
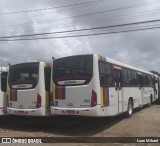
0;105;152;136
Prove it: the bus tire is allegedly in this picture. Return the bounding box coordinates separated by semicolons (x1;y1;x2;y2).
126;99;133;118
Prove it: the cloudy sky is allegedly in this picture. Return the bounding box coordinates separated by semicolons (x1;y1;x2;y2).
0;0;160;71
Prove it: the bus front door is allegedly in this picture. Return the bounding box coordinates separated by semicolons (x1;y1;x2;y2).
113;69;123;114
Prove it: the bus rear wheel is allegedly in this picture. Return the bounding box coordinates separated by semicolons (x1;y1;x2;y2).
126;100;133;118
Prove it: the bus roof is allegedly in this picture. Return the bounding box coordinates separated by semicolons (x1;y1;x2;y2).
10;62;51;67
96;54;154;76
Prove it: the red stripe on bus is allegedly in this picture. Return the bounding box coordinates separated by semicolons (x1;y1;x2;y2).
113;65;122;70
58;86;62;100
12;90;14;101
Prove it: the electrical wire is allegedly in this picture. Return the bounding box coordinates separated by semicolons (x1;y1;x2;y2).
0;22;160;41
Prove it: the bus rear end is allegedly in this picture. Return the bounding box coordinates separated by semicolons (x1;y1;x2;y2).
51;54;101;116
0;68;8;115
7;62;50;116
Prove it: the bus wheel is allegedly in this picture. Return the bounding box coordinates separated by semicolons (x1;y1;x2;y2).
126;99;133;118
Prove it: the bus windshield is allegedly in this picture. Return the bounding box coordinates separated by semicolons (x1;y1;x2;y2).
8;63;39;89
53;55;93;86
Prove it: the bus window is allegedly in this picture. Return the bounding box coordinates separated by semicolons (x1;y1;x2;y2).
8;63;39;89
143;74;150;87
105;63;113;86
123;69;128;86
138;74;143;87
113;69;122;90
127;69;132;85
53;55;93;86
44;67;51;91
1;72;8;92
99;62;105;86
131;70;138;86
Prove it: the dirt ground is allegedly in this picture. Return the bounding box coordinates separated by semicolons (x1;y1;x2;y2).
0;103;160;145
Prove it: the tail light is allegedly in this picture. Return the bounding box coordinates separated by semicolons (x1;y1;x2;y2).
50;92;54;106
36;94;41;108
91;90;97;107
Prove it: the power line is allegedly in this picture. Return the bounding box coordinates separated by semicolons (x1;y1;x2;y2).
1;18;160;39
0;0;109;15
1;7;160;36
0;0;159;30
0;22;160;41
1;25;160;41
0;0;112;24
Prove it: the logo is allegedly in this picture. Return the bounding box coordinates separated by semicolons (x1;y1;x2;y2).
2;138;11;143
9;102;12;107
55;101;58;107
19;105;23;108
84;99;90;103
67;103;74;107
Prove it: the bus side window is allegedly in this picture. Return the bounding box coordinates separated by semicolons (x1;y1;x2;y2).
127;69;132;85
138;74;143;87
105;63;113;86
44;67;51;91
123;69;128;86
1;72;8;92
99;62;105;86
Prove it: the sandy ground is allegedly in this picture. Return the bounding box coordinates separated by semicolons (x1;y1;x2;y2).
0;104;160;145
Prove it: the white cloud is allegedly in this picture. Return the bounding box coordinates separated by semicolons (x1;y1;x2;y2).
0;0;160;72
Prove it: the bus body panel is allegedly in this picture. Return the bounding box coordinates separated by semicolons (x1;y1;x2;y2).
51;54;102;116
0;72;3;115
141;87;153;105
122;87;140;109
100;87;141;116
0;68;8;115
8;88;39;109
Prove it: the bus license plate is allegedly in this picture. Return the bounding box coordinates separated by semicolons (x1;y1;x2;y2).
18;111;25;114
66;110;75;115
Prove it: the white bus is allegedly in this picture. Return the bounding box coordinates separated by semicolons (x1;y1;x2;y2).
7;62;51;116
0;67;8;115
50;54;156;117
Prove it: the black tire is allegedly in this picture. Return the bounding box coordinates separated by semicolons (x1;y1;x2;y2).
126;99;133;118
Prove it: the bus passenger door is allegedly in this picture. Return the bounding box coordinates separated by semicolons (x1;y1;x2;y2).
113;69;123;114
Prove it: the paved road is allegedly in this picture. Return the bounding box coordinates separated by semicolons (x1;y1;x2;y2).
0;104;160;145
